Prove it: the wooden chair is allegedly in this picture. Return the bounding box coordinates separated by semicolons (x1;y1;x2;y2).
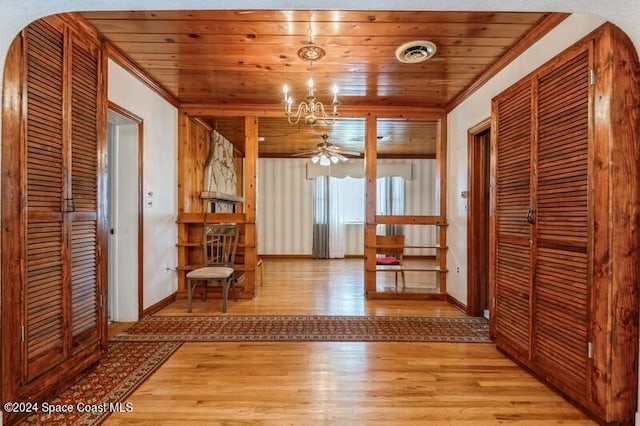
187;224;239;313
376;234;406;289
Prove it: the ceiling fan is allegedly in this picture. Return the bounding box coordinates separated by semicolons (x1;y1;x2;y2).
293;134;361;166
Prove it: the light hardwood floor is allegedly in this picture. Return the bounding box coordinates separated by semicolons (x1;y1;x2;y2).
106;258;594;425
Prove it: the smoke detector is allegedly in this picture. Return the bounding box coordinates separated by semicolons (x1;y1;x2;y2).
395;40;437;64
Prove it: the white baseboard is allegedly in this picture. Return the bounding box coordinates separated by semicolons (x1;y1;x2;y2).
635;411;640;425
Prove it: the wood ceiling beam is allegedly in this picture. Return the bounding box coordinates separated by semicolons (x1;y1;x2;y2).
179;104;446;119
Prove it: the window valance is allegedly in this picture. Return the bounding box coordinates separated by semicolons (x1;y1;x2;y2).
305;160;413;180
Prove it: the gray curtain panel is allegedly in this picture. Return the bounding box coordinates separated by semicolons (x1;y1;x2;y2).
312;176;330;258
377;176;405;236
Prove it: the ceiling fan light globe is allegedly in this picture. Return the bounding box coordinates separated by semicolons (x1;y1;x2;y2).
330;155;339;164
319;155;331;166
311;155;320;164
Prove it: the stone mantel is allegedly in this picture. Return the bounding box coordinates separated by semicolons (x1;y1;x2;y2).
200;191;244;204
200;191;244;213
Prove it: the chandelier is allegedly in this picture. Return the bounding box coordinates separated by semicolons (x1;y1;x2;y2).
282;30;340;127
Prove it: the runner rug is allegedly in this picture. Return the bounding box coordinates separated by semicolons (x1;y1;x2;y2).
111;315;491;343
18;341;181;426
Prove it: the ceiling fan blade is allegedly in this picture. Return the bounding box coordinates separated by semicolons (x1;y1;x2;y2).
291;150;319;157
337;149;362;156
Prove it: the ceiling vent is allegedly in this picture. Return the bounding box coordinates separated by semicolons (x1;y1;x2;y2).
395;40;437;64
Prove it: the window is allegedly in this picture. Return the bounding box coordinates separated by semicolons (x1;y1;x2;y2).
313;175;405;227
337;177;365;224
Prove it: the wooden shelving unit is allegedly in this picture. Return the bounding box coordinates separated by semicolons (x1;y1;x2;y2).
365;224;448;296
176;115;258;302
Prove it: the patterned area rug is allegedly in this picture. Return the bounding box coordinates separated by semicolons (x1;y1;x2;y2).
19;341;181;426
112;315;491;343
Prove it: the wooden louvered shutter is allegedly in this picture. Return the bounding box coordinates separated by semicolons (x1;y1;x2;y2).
69;38;101;352
24;19;66;381
488;24;639;424
533;49;590;390
492;80;533;357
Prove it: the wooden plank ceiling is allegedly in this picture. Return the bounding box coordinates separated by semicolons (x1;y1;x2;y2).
81;10;554;157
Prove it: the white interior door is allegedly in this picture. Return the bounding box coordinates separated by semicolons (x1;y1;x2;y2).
107;110;140;322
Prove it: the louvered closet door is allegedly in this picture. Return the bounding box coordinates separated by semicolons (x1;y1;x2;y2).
69;38;101;352
533;49;590;390
23;20;66;381
493;80;534;357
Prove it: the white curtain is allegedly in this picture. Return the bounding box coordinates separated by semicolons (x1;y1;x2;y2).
328;177;345;258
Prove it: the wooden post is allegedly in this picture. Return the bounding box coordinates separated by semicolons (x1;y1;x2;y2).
436;116;448;294
176;112;192;294
364;115;377;296
243;116;258;296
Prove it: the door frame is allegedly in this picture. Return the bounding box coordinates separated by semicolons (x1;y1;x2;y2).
466;117;491;317
107;101;144;319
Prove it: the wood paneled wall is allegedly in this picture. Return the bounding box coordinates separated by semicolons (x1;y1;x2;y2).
178;116;210;214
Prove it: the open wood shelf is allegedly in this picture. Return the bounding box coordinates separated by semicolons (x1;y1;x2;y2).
369;266;448;273
177;212;246;224
177;242;250;248
368;244;446;249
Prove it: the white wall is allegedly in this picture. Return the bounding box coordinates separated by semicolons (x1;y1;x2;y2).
446;14;606;305
258;158;314;255
257;158;437;256
107;59;178;309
